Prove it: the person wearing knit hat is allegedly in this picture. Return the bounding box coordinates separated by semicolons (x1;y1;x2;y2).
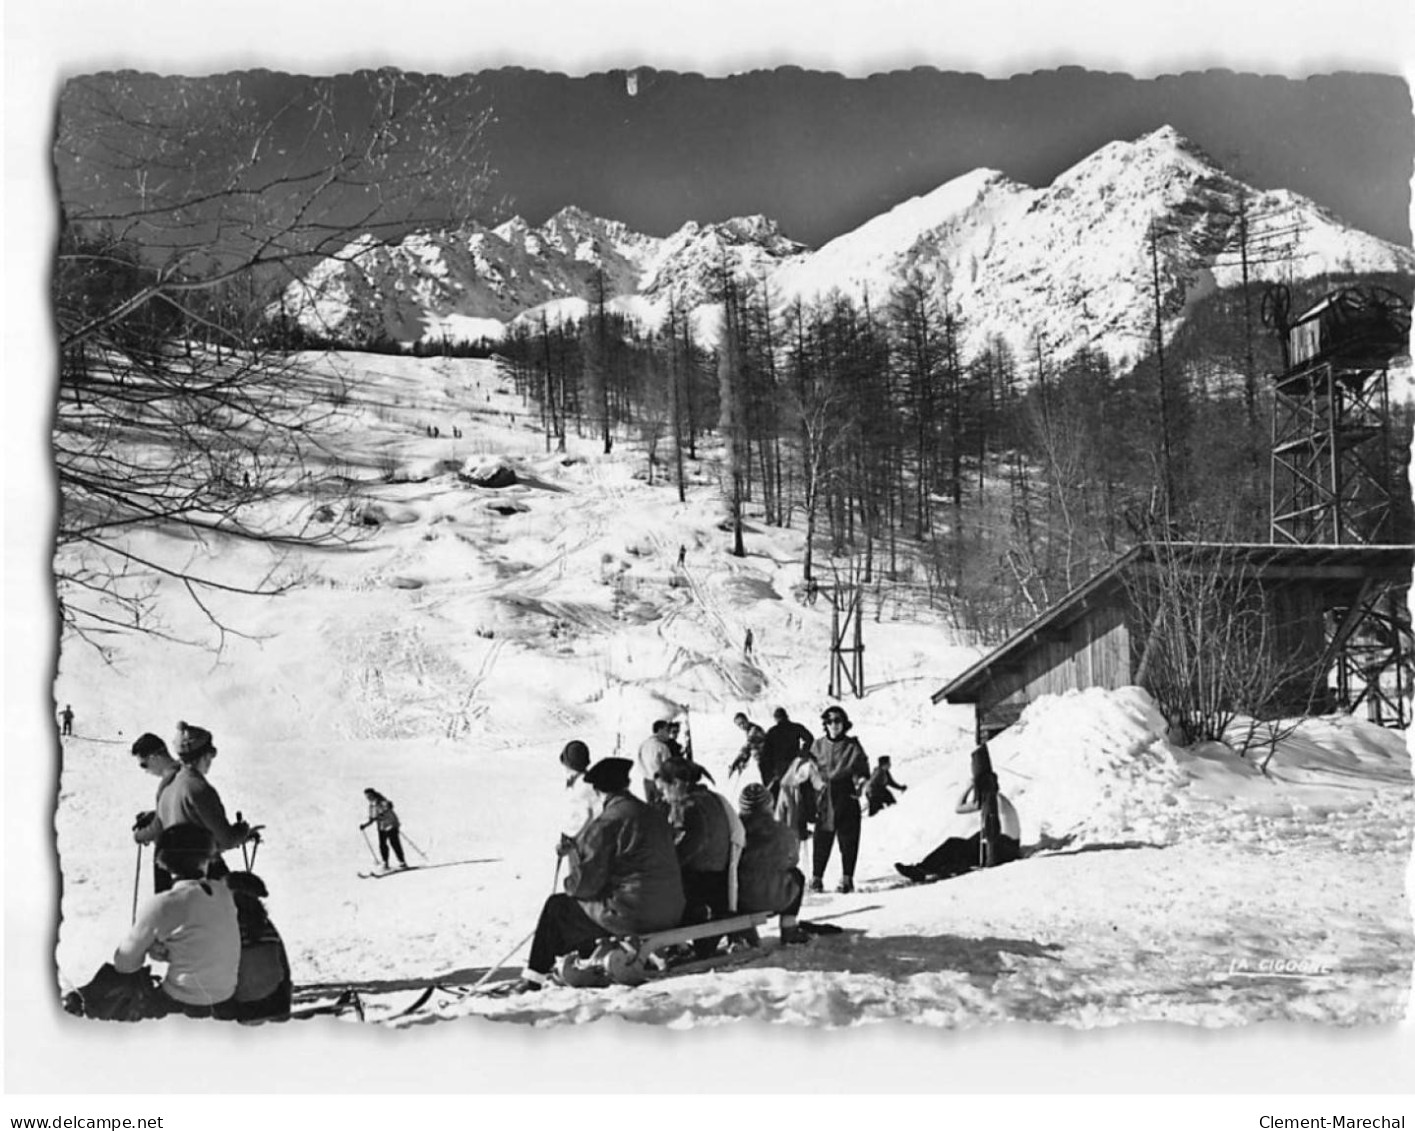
502;754;683;995
736;783;809;946
737;782;772;816
174;721;215;763
558;740;598;836
130;733;183;892
154;720;257;885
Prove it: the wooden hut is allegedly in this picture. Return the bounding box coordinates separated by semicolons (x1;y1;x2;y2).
932;542;1412;741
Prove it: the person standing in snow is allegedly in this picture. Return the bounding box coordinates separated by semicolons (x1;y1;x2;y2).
637;719;676;808
761;707;814;802
736;783;809;945
504;757;684;994
677;544;686;569
894;784;1022;883
775;744;825;853
743;627;755;659
155;722;259;884
864;755;908;816
361;788;408;870
59;704;74;736
559;739;599;836
809;706;870;894
111;823;242;1019
727;711;768;779
130;733;182;893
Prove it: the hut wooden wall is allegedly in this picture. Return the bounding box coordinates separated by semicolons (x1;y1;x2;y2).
978;596;1135;733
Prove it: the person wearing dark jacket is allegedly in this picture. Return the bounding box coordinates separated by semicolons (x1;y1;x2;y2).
864;755;908;816
361;788;407;869
221;871;293;1021
130;733;182;893
761;708;814;802
736;784;808;944
510;757;685;993
153;723;258;887
809;706;870;894
660;759;734;923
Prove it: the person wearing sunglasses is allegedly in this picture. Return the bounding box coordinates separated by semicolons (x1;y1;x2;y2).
808;707;871;894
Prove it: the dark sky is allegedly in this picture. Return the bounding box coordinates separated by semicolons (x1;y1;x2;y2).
465;68;1412;248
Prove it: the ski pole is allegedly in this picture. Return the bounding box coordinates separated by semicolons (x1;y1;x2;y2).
131;843;144;924
471;855;564;990
237;811;251;870
359;825;381;865
399;830;429;861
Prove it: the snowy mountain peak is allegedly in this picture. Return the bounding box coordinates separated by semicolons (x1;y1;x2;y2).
275;129;1413;366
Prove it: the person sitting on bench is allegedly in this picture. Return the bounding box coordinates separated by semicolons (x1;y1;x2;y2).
736;784;808;945
894;783;1022;884
507;757;684;994
659;759;736;955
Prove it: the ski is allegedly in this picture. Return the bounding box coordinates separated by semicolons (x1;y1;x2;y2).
357;865;420;879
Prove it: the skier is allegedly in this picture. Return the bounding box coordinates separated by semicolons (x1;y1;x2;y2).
775;744;825;852
59;704;74;736
636;719;676;808
677;544;686;568
727;711;767;779
743;627;755;659
735;784;808;945
809;706;870;894
361;788;408;870
864;755;909;816
894;784;1022;883
761;707;814;802
130;733;182;893
559;739;599;836
155;722;260;885
501;757;684;994
112;824;242;1019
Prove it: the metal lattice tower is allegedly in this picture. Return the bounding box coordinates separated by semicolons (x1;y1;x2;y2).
1268;284;1413;726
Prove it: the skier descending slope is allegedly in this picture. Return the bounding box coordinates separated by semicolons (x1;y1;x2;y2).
361;788;408;871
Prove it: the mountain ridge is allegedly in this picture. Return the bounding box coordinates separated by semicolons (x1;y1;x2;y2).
275;126;1415;368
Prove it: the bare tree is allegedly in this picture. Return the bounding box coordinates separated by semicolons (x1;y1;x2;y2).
1125;531;1324;750
52;70;492;650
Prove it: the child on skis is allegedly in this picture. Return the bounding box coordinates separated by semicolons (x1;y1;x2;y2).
361;788;408;870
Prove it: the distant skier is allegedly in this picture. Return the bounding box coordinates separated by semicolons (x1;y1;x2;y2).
59;704;74;736
864;755;908;816
894;784;1022;884
743;628;755;659
361;788;408;870
677;544;686;568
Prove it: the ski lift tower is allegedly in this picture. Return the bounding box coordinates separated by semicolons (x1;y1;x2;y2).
1268;284;1413;725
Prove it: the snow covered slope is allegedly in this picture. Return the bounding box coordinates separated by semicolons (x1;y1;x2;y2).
276;127;1415;370
51;353;1413;1031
